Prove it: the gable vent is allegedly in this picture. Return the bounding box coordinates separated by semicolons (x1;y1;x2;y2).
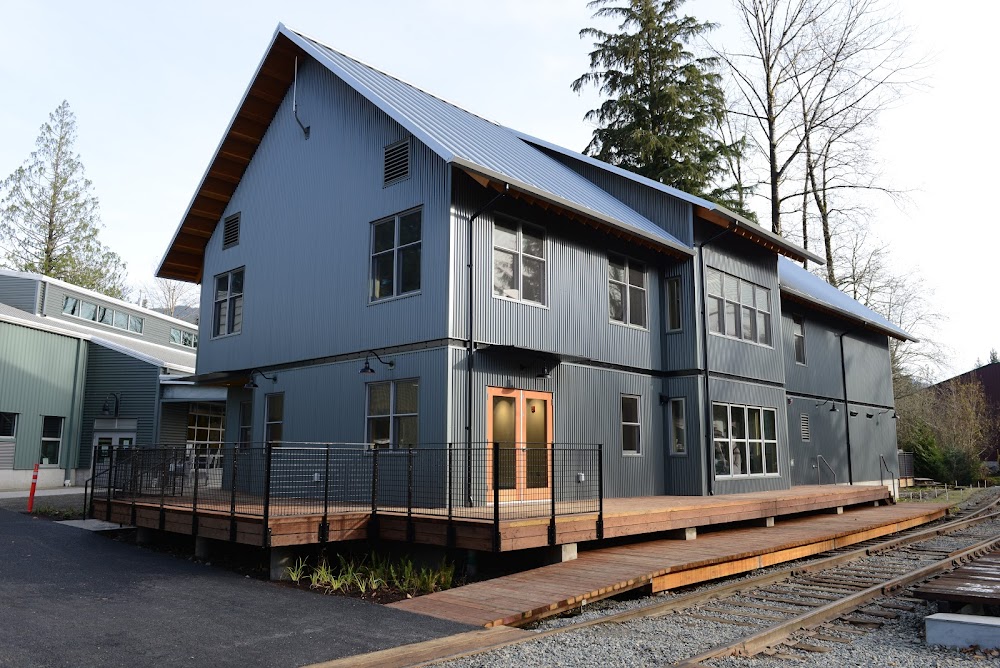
222;213;240;249
383;140;410;186
800;414;811;442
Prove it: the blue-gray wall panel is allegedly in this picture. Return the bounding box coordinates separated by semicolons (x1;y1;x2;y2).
844;331;894;407
663;374;706;495
0;275;40;313
782;308;845;399
786;397;849;486
197;59;450;375
847;402;898;484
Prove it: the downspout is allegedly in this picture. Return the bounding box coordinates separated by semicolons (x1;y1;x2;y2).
838;330;855;484
698;224;735;496
466;183;509;505
65;337;85;485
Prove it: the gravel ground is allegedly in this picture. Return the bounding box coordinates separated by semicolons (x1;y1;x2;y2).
440;490;1000;668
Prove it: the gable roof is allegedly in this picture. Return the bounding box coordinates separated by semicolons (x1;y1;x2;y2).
777;257;915;342
0;302;196;374
160;23;825;282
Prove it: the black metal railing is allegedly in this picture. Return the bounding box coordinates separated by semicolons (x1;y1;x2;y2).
86;441;604;551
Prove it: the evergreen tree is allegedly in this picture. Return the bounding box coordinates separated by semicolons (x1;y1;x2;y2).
990;348;999;365
0;101;128;298
572;0;748;211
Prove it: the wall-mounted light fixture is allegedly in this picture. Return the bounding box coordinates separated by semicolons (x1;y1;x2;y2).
814;399;838;412
536;365;551;379
865;412;874;419
359;351;394;375
244;369;277;389
101;392;122;417
849;410;859;417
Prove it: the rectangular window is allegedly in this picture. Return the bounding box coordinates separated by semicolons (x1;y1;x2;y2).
213;268;244;337
264;393;283;445
793;315;806;364
80;301;98;321
670;398;686;455
705;268;772;346
621;395;641;454
62;296;141;334
238;401;252;448
493;216;546;305
366;379;419;449
713;402;778;479
170;328;182;345
62;296;79;316
39;416;62;466
113;310;129;330
666;277;682;332
370;209;422;301
609;256;647;328
0;412;16;438
170;328;198;349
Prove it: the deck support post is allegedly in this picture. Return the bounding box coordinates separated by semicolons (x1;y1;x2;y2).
492;441;501;553
596;444;604;541
269;546;296;581
406;446;415;543
319;445;330;543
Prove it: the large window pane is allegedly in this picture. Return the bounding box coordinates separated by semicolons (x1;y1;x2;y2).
714;440;730;475
628;286;646;327
521;256;545;303
628;263;645;288
214;301;228;337
371;253;394;299
708;296;722;333
609;257;626;282
732;441;747;474
215;275;229;301
113;310;128;329
621;396;639;423
730;406;746;440
395;416;418;448
367;382;391;416
99;307;113;326
706;268;722;296
748;408;762;439
725;302;738;336
749;442;764;474
723;275;739;301
398;245;421;294
712;404;729;439
608;283;624;321
522;227;544;258
671;399;686;455
493;249;518;298
373;220;395;253
763;410;776;440
371;210;421;301
755;286;770;312
228;298;241;334
758;313;772;346
395;380;419;414
764;443;778;474
399;211;421;245
494;219;518;251
0;412;15;438
230;270;244;295
622;425;640;453
62;296;78;315
80;302;97;321
741;305;756;340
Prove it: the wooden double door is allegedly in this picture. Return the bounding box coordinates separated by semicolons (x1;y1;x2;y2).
486;387;553;502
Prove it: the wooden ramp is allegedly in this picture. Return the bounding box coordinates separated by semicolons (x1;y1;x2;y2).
390;501;949;628
914;548;1000;611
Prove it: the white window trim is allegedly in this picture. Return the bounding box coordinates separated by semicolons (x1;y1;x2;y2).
712;402;779;479
665;276;682;333
705;268;773;348
264;392;284;446
170;327;199;349
366;379;420;450
608;255;648;330
39;416;63;467
793;315;807;365
0;412;17;440
212;267;245;339
620;394;642;456
369;207;422;303
669;398;687;456
491;214;549;309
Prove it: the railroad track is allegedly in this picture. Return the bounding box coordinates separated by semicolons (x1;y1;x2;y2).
430;491;1000;667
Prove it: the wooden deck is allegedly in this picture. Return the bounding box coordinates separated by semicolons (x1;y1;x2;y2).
389;500;950;627
914;549;1000;611
91;484;893;551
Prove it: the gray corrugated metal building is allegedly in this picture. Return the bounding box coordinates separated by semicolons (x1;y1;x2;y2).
155;24;911;502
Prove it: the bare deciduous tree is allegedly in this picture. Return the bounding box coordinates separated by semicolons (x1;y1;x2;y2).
142;276;199;320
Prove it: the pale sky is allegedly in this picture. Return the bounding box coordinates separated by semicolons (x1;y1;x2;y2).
0;1;994;378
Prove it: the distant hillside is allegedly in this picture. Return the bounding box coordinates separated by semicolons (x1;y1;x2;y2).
152;305;199;325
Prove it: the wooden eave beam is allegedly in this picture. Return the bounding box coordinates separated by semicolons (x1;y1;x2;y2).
694;205;807;263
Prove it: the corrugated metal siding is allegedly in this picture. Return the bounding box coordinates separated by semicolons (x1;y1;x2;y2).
786;396;849;486
709;377;790;494
700;232;785;385
663;374;707;495
42;283;198;352
847;403;898;483
78;344;160;468
844;331;894;407
662;258;700;371
447;346;664;499
782;310;845;399
158;403;189;445
0;274;40;313
197;59;450;375
0;322;86;470
451;172;675;371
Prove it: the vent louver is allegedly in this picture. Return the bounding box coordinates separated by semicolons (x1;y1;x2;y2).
222;213;240;249
800;414;811;442
383;140;410;186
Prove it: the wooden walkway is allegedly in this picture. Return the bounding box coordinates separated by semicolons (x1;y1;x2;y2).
390;501;949;627
914;549;1000;611
92;484;891;551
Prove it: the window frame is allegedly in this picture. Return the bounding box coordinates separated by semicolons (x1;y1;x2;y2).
238;400;253;449
705;268;772;347
491;214;548;308
39;416;63;467
665;276;682;333
793;315;806;365
264;392;284;446
620;394;642;456
365;379;420;450
369;207;422;303
212;267;245;338
608;255;648;329
712;402;779;479
61;295;144;336
0;412;17;439
669;398;686;456
170;327;199;349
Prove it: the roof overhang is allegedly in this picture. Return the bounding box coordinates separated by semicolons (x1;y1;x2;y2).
456;163;693;259
157;29;308;282
780;285;918;342
695;206;825;265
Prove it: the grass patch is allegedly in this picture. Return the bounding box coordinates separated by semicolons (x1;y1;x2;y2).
286;551;457;603
29;505;85;521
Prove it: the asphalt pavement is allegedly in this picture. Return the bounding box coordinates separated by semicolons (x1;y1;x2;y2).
0;508;474;668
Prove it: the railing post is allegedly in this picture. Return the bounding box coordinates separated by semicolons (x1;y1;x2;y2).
105;445;115;522
446;442;455;548
319;445;330;543
368;446;380;541
597;444;604;541
229;446;239;542
191;445;200;536
262;442;272;549
492;441;500;553
406;446;415;543
129;449;138;526
87;445;98;519
158;449;167;531
548;445;556;546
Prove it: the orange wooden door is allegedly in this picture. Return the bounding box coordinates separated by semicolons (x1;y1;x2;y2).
486;387;553;502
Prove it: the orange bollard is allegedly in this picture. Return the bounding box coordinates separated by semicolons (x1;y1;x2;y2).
27;463;39;513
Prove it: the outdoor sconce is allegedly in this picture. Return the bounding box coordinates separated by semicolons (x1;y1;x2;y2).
849;410;859;417
101;392;122;417
814;399;838;412
536;365;551;379
359;351;394;375
244;369;277;389
865;412;874;419
892;411;899;420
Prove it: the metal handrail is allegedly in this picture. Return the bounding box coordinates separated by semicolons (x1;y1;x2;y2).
879;454;899;500
816;455;837;485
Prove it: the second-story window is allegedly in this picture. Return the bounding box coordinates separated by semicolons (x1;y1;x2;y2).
493;216;546;305
213;268;244;337
665;277;682;332
706;268;772;346
609;256;647;328
170;328;199;349
793;315;806;364
62;296;144;335
371;209;422;301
